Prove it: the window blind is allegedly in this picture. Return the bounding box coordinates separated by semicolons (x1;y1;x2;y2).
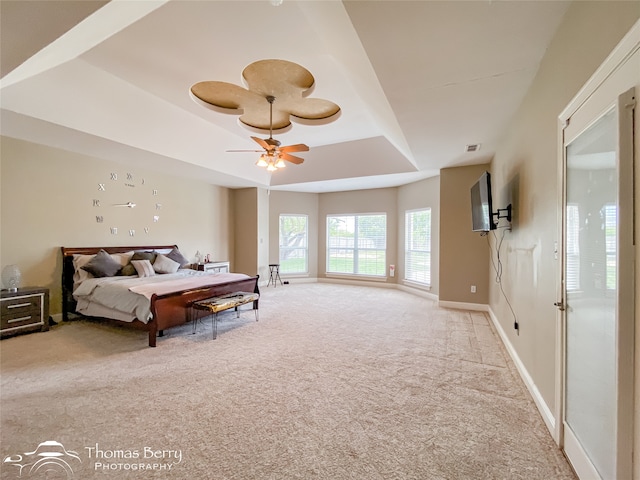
405;208;431;285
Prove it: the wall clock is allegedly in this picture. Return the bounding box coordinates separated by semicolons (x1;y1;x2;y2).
92;171;162;236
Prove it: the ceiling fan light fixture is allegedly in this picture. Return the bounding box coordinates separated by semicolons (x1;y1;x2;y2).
256;154;269;167
266;162;278;172
275;157;286;168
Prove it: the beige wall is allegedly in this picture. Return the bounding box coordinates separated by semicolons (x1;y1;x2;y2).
438;164;491;304
636;64;640;480
231;188;259;277
268;191;319;279
317;187;398;282
397;175;440;295
257;187;270;282
489;0;640;465
0;136;233;316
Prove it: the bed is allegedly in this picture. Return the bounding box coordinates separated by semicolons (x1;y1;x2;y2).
61;245;259;347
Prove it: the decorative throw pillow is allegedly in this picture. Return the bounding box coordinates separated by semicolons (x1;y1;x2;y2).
131;251;157;263
112;251;134;266
111;251;135;276
81;249;122;278
119;263;137;276
153;254;180;274
131;259;156;278
166;247;190;268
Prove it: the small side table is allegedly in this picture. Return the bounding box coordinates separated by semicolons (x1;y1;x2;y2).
267;264;282;287
196;261;230;273
1;287;50;338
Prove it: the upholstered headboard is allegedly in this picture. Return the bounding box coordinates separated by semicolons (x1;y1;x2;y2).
60;245;178;321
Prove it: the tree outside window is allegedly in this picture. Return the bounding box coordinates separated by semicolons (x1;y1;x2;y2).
279;215;308;274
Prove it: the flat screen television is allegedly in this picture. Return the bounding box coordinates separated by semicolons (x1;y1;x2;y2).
470;171;497;232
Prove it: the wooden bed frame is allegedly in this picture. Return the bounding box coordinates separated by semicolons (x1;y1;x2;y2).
61;245;259;347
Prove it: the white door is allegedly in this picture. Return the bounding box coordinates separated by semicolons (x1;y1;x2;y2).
559;37;637;477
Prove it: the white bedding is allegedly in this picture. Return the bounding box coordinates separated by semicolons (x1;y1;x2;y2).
73;270;251;323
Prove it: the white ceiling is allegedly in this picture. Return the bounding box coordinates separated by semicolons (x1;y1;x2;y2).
0;0;570;193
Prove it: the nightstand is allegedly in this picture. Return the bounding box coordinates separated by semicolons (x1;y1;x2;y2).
196;261;230;273
1;287;50;338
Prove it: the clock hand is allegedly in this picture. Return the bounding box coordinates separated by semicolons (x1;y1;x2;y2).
113;202;137;208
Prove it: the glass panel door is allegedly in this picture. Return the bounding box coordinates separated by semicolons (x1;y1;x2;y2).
564;107;617;480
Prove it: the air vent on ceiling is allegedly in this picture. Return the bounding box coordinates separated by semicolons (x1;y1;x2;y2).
465;144;481;153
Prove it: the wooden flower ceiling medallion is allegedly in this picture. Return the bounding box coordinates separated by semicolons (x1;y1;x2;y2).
190;59;341;132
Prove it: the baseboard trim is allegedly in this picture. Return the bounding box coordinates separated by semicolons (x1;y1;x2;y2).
320;277;397;289
292;277;438;300
397;284;438;301
438;300;489;312
278;277;318;285
487;307;556;437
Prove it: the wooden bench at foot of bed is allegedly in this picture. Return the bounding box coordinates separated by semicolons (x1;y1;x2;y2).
192;291;260;340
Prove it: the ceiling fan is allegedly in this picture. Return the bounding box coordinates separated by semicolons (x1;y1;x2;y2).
227;95;309;171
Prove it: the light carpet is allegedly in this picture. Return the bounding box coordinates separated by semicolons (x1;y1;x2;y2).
0;283;576;479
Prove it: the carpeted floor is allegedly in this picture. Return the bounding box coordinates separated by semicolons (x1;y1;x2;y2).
1;283;576;479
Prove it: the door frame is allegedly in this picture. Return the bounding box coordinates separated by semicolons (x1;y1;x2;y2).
556;19;639;479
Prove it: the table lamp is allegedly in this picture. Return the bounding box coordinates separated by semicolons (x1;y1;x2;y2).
2;264;22;292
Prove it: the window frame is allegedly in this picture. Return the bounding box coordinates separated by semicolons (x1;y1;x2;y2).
326;213;387;277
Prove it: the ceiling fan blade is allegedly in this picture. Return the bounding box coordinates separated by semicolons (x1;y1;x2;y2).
279;143;309;153
280;152;304;165
251;136;272;151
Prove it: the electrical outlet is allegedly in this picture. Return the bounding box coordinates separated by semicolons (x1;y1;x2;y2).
471;285;476;293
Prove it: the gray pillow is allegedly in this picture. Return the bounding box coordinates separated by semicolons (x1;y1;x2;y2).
81;249;122;278
165;247;189;268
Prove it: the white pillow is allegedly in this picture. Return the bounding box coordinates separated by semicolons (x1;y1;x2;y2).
153;254;180;274
72;254;96;286
131;259;156;278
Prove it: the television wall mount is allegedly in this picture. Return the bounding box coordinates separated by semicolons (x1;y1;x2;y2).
493;204;512;223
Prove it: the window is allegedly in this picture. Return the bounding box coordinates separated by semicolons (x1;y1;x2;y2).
327;214;386;276
566;204;580;291
405;208;431;285
279;215;308;274
604;204;616;290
